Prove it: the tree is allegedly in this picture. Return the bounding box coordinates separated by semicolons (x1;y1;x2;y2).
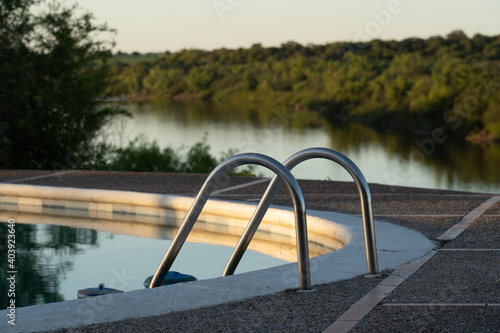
187;65;218;91
142;66;185;98
0;0;125;169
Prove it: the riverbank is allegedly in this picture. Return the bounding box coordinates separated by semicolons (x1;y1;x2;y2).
106;33;500;144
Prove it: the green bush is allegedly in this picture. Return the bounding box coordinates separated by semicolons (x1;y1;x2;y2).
108;137;181;172
95;135;256;175
182;141;218;173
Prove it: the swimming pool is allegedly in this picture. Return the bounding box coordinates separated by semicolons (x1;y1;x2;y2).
0;219;290;307
0;184;345;308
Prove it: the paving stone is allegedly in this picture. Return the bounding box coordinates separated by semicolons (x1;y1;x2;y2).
443;216;500;249
383;251;500;304
351;306;500;333
485;201;500;215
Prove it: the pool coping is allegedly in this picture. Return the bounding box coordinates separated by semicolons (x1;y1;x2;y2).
0;184;435;332
0;183;351;257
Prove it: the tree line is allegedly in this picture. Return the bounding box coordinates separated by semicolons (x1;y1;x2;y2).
106;31;500;143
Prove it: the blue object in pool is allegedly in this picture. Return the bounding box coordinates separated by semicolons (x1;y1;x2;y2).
143;271;197;288
77;283;124;298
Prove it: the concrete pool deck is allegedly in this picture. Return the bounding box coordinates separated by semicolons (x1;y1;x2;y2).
0;170;499;332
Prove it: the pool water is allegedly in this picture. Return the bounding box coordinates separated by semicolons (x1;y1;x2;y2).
0;221;288;308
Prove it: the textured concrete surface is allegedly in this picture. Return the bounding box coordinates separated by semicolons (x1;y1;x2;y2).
351;306;500;333
443;216;500;249
382;251;500;304
0;170;498;332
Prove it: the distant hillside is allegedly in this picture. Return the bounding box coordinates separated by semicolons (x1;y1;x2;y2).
106;31;500;143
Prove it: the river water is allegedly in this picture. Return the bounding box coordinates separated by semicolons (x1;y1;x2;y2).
103;101;500;194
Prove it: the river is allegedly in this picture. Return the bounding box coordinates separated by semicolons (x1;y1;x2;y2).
103;101;500;194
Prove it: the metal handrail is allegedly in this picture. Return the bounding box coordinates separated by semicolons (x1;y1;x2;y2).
223;147;378;277
149;153;312;290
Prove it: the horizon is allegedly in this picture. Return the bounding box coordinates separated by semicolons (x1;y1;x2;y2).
112;30;499;55
76;0;500;54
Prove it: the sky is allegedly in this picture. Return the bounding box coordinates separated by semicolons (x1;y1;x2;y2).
77;0;500;53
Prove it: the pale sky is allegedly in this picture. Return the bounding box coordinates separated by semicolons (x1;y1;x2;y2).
78;0;500;53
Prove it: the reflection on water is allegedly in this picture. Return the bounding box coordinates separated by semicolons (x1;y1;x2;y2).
0;222;99;308
104;101;500;193
0;221;288;307
324;121;500;191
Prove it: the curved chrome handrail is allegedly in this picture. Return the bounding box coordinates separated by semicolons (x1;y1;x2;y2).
223;147;378;277
149;153;312;290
